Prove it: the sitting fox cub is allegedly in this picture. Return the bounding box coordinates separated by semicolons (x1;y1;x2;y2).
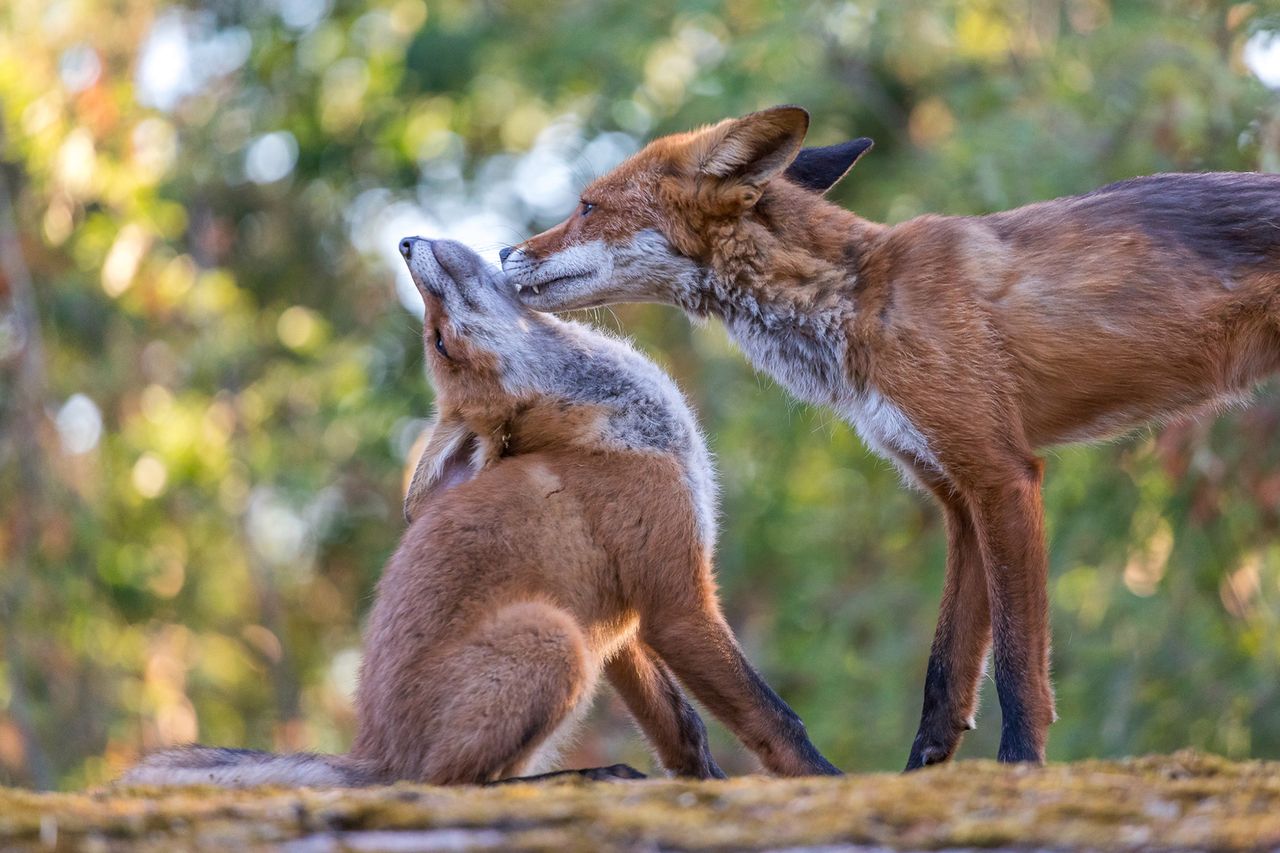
123;239;838;786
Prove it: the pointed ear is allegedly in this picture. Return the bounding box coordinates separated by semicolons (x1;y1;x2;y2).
783;138;874;195
403;415;479;524
699;105;811;187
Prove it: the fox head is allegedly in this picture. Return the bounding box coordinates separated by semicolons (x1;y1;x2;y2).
398;237;551;522
501;106;873;312
399;237;523;400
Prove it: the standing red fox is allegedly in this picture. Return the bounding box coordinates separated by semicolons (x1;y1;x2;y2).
123;238;838;787
502;105;1280;768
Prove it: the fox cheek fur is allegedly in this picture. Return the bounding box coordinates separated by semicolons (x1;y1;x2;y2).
506;104;1280;769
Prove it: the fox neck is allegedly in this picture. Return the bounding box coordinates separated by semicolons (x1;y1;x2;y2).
673;196;884;408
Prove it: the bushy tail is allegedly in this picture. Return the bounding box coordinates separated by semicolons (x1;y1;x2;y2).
120;745;382;788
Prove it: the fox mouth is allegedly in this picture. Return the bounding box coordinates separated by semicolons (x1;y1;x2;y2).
511;270;592;297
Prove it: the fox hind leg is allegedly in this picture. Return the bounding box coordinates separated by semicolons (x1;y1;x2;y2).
419;601;598;785
497;639;723;785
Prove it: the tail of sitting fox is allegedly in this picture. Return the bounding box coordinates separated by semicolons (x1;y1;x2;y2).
120;745;382;788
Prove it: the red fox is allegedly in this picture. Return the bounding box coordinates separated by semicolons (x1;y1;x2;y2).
501;106;1280;768
123;238;839;787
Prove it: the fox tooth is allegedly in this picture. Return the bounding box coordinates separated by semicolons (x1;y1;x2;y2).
532;285;540;295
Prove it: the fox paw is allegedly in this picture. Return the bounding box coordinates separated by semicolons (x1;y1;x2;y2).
492;764;648;786
577;763;647;782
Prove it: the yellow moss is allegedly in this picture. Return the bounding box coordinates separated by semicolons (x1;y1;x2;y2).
0;751;1278;851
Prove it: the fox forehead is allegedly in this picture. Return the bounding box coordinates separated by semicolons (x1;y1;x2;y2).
529;120;763;258
582;128;733;199
575;163;665;237
561;131;714;241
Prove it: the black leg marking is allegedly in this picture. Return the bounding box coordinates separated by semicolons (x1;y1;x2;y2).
905;655;972;771
740;654;842;776
994;657;1040;764
664;670;727;780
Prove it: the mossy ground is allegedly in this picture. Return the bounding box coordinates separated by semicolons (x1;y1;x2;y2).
2;751;1278;851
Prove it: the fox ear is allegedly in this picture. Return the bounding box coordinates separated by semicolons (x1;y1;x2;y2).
403;414;479;524
700;105;811;187
784;138;874;194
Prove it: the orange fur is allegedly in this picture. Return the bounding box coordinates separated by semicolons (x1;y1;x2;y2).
506;106;1280;767
124;238;840;787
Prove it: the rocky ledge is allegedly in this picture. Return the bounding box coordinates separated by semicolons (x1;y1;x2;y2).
1;751;1277;851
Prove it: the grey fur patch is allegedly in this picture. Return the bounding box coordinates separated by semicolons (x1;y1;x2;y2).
507;315;719;551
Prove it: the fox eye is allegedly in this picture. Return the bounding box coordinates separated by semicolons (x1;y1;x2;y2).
580;201;595;217
434;329;450;359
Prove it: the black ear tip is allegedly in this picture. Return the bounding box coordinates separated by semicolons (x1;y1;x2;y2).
782;136;875;193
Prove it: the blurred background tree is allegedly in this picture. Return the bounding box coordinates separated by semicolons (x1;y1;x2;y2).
0;0;1277;789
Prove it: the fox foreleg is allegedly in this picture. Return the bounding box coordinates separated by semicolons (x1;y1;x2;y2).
606;640;726;779
906;478;991;770
644;609;841;777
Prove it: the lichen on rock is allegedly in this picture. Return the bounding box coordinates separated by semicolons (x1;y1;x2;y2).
1;751;1278;851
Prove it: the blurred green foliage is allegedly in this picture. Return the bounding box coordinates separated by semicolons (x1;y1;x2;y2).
0;0;1278;789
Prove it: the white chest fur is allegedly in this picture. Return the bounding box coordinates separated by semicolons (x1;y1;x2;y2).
840;389;940;474
726;315;941;475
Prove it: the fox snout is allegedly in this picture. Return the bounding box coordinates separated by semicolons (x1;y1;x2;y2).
400;236;527;328
400;237;501;299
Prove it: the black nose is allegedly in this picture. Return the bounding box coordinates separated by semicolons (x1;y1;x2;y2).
498;246;514;263
400;237;419;260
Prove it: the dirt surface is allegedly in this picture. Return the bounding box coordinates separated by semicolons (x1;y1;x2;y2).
1;751;1277;851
